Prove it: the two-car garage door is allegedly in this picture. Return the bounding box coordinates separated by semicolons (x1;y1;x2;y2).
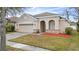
19;24;33;32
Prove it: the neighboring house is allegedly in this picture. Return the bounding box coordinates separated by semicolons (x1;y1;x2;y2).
15;12;70;33
70;22;77;30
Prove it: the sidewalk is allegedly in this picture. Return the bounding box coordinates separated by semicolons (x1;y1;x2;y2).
7;41;50;51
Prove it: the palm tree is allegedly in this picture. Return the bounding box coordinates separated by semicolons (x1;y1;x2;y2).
0;7;24;50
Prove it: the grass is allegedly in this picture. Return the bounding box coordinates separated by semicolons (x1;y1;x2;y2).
9;32;79;51
6;31;16;34
6;46;24;51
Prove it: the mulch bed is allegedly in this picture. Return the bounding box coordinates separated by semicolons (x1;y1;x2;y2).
43;33;72;38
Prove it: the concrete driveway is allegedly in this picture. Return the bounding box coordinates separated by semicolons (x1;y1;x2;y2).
6;32;31;40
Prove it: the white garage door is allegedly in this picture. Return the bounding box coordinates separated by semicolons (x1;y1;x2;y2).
19;24;33;32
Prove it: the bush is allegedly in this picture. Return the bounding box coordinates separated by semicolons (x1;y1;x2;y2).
65;27;73;35
77;21;79;32
6;23;15;32
36;29;40;33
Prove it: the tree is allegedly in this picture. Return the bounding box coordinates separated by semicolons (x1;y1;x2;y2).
64;8;70;20
0;7;24;50
77;20;79;32
0;8;6;51
70;7;79;32
62;7;79;32
74;8;79;32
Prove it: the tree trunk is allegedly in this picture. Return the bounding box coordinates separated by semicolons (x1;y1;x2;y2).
0;7;6;51
65;9;69;20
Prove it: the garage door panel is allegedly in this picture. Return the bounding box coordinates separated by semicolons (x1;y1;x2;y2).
19;24;33;32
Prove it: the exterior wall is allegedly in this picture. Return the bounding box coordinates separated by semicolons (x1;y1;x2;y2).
70;26;77;30
59;19;70;33
15;22;37;32
36;16;60;33
15;14;37;32
15;23;19;31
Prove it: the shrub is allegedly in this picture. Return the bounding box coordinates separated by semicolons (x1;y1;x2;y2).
65;27;73;35
36;29;40;33
6;23;15;32
77;21;79;32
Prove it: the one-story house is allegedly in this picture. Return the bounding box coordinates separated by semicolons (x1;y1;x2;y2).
15;12;70;33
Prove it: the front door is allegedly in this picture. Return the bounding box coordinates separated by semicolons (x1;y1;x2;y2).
40;21;46;32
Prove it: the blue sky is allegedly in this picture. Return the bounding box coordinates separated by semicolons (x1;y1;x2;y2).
24;7;66;15
6;7;76;22
24;7;77;22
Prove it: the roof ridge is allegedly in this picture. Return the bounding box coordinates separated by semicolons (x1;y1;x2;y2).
33;12;59;17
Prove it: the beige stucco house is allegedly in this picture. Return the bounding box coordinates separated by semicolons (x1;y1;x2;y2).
15;12;70;33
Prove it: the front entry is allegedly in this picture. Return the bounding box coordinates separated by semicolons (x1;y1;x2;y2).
40;21;46;32
49;20;55;30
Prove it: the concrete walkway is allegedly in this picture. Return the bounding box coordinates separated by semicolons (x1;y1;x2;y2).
7;41;49;51
6;32;31;40
6;32;50;51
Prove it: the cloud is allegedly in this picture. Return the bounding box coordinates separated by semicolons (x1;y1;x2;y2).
24;7;65;15
23;7;76;21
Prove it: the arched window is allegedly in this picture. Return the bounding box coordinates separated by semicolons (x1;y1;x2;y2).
49;20;55;30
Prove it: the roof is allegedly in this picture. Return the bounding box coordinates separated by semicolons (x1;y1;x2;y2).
6;17;19;22
33;12;59;17
6;12;70;24
20;13;33;18
18;22;34;24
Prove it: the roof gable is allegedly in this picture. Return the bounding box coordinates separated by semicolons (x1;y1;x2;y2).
18;13;37;22
33;12;59;17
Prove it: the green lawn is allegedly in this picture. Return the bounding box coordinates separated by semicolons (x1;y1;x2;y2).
6;46;24;51
6;32;16;34
9;32;79;51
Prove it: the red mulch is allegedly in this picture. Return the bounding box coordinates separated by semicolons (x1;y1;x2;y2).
43;33;72;38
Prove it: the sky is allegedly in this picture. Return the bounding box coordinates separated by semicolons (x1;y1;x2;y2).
24;7;77;22
7;7;77;22
24;7;65;15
